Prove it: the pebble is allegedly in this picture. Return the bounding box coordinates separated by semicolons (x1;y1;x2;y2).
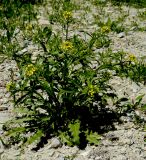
57;157;65;160
49;138;62;149
0;107;8;111
117;32;125;38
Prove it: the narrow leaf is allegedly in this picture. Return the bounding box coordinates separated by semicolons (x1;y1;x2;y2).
24;130;44;146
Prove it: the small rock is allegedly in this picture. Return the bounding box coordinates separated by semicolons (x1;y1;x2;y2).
24;40;32;47
48;150;55;157
57;157;65;160
17;48;28;55
49;138;62;149
117;32;125;38
135;109;142;116
14;28;20;36
95;156;102;160
0;107;8;111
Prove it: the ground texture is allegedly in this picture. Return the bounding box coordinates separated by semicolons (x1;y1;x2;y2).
0;1;146;159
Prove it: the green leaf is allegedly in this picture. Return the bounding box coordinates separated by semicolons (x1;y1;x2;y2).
15;93;29;105
24;130;44;146
68;120;80;145
5;117;33;126
0;137;8;147
141;104;146;111
86;131;101;145
39;79;52;95
43;27;52;40
13;107;30;114
135;94;145;105
41;116;50;122
59;132;73;146
6;127;26;137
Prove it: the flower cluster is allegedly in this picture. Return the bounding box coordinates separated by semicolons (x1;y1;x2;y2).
26;24;33;31
6;81;15;91
61;41;73;51
63;11;72;20
88;85;95;97
101;26;111;33
127;54;137;63
25;64;36;77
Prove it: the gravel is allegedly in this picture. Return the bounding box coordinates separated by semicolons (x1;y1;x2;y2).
0;1;146;160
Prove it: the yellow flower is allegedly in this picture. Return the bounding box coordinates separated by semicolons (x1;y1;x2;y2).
127;54;137;62
88;85;95;97
63;11;72;20
6;82;15;91
88;89;95;97
25;64;36;77
60;41;73;51
101;26;111;33
26;24;33;31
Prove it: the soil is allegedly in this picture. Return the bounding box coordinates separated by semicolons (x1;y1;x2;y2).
0;1;146;159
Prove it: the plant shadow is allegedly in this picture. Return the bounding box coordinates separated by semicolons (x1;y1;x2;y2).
33;104;121;151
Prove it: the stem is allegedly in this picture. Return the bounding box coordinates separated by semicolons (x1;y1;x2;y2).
63;55;68;87
62;53;69;107
28;4;31;23
10;69;16;104
65;21;69;40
